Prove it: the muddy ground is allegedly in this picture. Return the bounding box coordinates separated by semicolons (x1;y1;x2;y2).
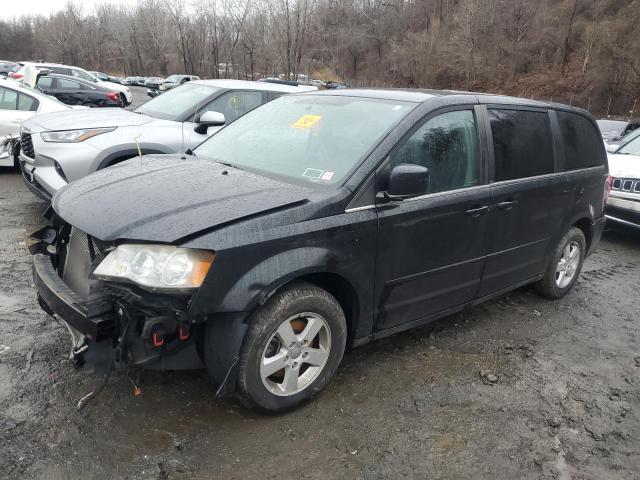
1;163;639;480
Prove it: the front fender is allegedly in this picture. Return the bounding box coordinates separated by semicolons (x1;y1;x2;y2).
190;246;361;316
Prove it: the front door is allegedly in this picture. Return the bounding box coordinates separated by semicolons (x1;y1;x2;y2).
187;90;266;148
374;108;491;332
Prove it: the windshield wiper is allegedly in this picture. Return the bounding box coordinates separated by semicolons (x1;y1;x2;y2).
213;159;244;171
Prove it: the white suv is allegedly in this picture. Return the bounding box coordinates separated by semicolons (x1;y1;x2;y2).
10;62;132;106
19;79;315;200
607;134;640;229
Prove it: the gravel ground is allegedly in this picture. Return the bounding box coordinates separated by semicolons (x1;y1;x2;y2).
1;104;640;478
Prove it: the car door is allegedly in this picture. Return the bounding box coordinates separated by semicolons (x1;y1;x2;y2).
478;106;569;297
187;90;266;146
374;107;492;332
52;77;85;105
0;86;38;159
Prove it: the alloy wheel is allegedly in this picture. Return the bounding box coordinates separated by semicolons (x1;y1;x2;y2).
556;240;580;288
260;312;331;396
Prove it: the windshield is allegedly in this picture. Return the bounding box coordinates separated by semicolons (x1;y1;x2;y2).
617;135;640;156
194;94;414;185
135;83;218;121
597;120;626;135
166;75;181;82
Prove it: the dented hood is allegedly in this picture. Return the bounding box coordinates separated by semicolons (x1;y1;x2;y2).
52;155;312;242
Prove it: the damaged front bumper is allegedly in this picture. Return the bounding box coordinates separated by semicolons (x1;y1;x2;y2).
30;223;205;374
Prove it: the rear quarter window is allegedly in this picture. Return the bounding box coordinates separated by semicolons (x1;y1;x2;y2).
556;111;604;170
488;109;554;181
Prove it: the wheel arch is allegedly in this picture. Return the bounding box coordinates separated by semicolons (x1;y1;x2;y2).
275;272;359;347
572;217;593;252
97;148;167;170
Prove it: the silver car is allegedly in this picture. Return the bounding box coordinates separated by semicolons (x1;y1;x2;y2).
19;80;316;200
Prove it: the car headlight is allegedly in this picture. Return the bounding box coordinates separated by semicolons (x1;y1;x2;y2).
93;244;215;291
41;127;116;143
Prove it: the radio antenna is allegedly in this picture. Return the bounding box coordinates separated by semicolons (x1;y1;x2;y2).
183;83;203;159
133;134;142;165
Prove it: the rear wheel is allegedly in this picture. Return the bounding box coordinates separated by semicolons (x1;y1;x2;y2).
119;93;127;107
236;282;347;412
536;227;586;299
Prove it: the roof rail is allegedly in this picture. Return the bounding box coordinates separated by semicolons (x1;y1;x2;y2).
257;78;299;87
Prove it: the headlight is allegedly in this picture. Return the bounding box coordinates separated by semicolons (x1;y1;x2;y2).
41;127;116;143
93;244;215;291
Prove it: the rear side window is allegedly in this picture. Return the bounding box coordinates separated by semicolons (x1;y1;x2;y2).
57;78;81;89
556;111;603;170
0;86;18;110
37;77;54;89
18;94;38;112
489;109;554;181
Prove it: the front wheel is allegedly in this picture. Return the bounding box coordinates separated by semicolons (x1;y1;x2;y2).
236;282;347;412
536;227;586;299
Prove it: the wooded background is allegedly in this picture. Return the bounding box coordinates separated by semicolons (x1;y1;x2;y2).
1;0;639;117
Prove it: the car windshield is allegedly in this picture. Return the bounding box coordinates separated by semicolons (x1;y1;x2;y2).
135;83;218;121
166;75;181;82
194;94;415;185
617;128;640;147
617;135;640;156
597;120;626;135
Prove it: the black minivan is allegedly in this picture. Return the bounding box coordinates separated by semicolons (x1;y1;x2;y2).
31;89;608;412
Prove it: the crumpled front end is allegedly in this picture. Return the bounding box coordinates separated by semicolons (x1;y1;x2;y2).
30;212;204;374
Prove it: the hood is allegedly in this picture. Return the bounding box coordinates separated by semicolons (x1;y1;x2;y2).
24;109;153;132
608;153;640;178
52;155;313;242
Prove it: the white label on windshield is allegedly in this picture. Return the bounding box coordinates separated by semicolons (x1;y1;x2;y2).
321;171;334;181
303;168;324;180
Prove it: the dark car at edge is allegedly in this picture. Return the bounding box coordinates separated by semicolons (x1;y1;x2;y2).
30;89;609;412
35;73;123;108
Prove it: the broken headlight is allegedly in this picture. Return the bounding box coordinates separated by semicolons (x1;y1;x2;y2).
93;244;214;291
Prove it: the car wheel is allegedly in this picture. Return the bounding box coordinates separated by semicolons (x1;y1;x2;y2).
119;93;127;107
536;227;586;299
236;281;347;412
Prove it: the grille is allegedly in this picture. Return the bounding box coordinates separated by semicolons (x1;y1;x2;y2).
611;177;639;194
21;132;34;158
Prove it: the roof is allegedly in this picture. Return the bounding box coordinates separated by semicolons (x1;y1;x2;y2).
193;79;317;93
302;88;591;114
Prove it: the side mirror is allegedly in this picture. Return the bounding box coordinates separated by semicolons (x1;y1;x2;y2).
379;164;429;202
605;143;618;153
194;111;225;134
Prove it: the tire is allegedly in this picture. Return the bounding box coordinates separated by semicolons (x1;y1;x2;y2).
11;141;20;169
236;281;347;412
535;227;586;299
119;93;127;107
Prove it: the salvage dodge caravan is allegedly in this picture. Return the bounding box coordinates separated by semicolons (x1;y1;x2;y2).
31;89;609;412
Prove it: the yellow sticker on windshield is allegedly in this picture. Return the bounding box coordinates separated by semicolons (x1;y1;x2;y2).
292;114;321;129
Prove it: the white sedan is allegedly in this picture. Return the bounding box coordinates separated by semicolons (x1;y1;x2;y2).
0;78;73;167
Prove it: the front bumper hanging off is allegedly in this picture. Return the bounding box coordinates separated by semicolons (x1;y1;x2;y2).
33;254;115;341
30;224;205;373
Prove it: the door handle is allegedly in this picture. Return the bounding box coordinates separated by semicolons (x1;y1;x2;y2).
496;199;518;210
465;205;489;217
